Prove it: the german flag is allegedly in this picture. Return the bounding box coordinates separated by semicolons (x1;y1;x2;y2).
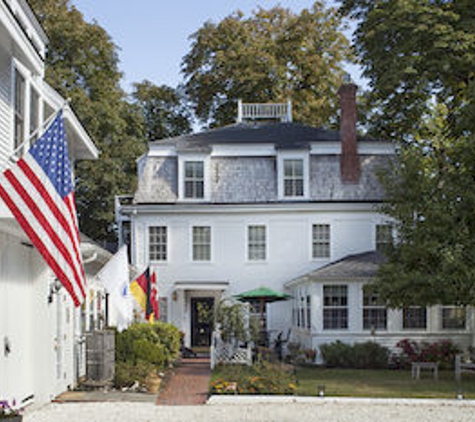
130;268;154;322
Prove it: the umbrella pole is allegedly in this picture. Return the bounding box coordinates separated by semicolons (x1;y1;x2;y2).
260;299;267;347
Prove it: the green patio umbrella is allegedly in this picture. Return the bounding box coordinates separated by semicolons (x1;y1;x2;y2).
235;287;291;303
235;287;291;344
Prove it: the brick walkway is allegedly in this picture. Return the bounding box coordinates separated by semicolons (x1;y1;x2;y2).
156;357;211;405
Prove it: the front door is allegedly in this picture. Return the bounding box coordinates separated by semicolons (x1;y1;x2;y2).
191;298;214;347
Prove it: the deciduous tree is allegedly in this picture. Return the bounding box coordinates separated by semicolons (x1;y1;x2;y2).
131;81;192;141
340;0;475;305
183;2;352;128
30;0;147;242
339;0;475;140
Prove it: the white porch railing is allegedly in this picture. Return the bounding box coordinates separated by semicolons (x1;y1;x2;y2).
237;100;292;123
210;331;252;369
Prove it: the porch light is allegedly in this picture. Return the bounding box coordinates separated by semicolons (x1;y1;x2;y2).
172;290;178;301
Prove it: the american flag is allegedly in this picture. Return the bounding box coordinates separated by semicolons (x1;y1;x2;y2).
0;111;86;306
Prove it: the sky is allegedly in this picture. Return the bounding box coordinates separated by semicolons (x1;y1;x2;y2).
71;0;364;93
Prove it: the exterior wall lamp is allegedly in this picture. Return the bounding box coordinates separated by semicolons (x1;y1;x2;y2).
48;279;62;304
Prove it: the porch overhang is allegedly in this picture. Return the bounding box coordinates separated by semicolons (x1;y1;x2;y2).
174;281;229;291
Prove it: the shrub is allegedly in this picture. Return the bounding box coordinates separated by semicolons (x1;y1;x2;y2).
320;341;389;369
395;338;460;369
210;361;297;395
114;321;181;388
115;359;155;388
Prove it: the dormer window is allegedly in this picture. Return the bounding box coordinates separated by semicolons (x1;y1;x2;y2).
284;159;304;197
178;155;210;201
184;161;204;199
277;152;309;200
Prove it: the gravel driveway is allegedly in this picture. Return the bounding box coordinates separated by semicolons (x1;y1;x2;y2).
23;397;475;422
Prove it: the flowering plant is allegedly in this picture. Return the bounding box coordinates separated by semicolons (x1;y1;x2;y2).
0;401;21;420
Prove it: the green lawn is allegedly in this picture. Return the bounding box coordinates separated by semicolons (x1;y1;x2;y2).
211;364;475;399
295;366;475;399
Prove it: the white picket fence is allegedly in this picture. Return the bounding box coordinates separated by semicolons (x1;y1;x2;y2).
210;331;252;369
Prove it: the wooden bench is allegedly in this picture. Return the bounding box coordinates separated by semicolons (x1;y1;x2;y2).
411;361;439;380
455;354;475;383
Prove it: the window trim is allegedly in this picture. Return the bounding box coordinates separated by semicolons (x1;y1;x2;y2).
178;155;210;201
190;225;212;262
323;284;348;330
375;223;394;253
246;224;267;262
12;60;45;155
277;152;309;200
441;306;466;330
402;307;427;330
311;223;331;260
148;225;168;263
362;285;387;331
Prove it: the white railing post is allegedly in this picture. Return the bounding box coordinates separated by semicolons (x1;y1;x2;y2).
237;99;243;123
239;102;292;122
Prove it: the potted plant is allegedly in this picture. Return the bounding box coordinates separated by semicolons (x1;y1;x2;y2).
0;401;22;422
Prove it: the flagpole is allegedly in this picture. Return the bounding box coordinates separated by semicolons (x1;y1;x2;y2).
3;100;71;169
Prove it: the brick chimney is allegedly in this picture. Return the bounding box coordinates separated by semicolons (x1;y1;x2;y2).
339;80;360;183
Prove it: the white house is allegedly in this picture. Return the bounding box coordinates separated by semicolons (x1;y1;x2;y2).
116;83;474;355
0;0;99;406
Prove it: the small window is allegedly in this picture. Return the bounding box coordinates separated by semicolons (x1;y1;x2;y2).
158;297;168;322
403;307;427;330
323;285;348;330
363;286;387;330
184;161;204;199
441;306;466;330
149;226;167;261
14;69;26;149
192;226;211;261
248;225;266;261
376;224;393;253
30;88;40;141
283;159;304;197
312;224;330;258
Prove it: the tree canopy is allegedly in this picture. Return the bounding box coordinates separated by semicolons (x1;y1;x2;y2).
30;0;147;242
339;0;475;141
340;0;475;306
131;81;192;141
183;2;352;128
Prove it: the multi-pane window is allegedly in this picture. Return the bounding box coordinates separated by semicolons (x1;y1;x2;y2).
283;159;304;197
30;88;40;141
158;298;168;322
441;306;466;330
305;295;311;330
248;225;266;261
292;296;299;327
14;69;26;149
376;224;393;253
312;224;330;258
192;226;211;261
363;286;387;330
184;161;204;199
149;226;167;261
403;307;427;330
323;285;348;330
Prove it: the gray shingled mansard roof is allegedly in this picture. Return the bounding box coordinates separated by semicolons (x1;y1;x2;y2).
286;251;385;286
151;122;379;151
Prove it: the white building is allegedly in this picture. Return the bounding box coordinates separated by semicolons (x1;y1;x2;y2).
116;85;474;355
0;0;99;406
